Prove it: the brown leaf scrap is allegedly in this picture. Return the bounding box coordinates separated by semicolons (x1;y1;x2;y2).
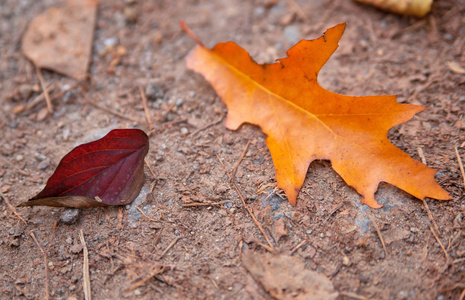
243;250;338;300
184;22;451;208
22;0;98;79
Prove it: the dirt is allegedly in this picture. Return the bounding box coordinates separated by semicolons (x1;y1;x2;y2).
1;0;464;299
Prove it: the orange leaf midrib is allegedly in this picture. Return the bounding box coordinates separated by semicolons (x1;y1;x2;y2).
209;46;396;161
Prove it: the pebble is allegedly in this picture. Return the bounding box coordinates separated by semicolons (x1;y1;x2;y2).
15;154;23;161
410;227;420;233
145;80;164;100
60;208;81;225
342;256;350;266
124;6;138;22
35;153;46;161
306;230;312;235
284;25;300;45
104;37;118;47
180;127;188;135
62;127;70;141
8;228;15;235
18;84;33;99
127;187;149;228
37;159;50;170
10;238;20;247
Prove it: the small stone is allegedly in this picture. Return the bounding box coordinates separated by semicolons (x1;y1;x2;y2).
124;6;138;23
35;153;46;161
13;104;26;114
104;37;118;47
180;127;188;135
15;155;23;161
319;233;325;238
342;256;350;266
153;31;163;44
410;227;420;233
230;207;236;214
8;228;15;235
218;210;227;217
306;230;312;234
10;238;20;247
359;272;372;284
70;243;83;254
37;107;49;121
145;80;164;100
63;127;70;141
284;25;300;45
37;159;50;170
60;208;81;225
18;84;33;99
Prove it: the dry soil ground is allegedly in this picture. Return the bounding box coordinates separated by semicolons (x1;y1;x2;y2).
1;0;465;299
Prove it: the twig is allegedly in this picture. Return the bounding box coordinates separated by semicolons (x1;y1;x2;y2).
144;158;157;179
153;227;164;247
460;288;465;300
79;230;92;300
339;291;369;300
216;153;275;251
231;141;250;178
160;236;181;258
188;115;224;136
136;206;157;222
454;258;465;264
249;238;276;253
35;66;53;113
139;85;154;133
0;191;27;224
208;276;219;289
86;98;144;123
366;211;387;256
155;103;176;122
182;201;227;207
30;231;50;300
417;147;427;164
455;146;465;191
290;240;307;255
423;199;440;233
287;0;307;21
416;149;441;234
26;82;56;110
429;226;450;265
125;264;169;292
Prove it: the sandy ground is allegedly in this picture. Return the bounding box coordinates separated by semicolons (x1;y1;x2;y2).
1;0;464;299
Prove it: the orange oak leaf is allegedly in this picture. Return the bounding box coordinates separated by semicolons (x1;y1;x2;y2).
183;22;451;208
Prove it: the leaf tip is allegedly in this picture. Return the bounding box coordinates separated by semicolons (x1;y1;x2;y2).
325;23;347;42
361;195;384;208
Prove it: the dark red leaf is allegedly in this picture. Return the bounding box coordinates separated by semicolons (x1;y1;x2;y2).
19;129;149;208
